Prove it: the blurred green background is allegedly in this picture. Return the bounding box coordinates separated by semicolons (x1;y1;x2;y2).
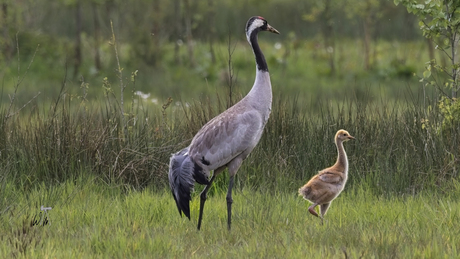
0;0;436;106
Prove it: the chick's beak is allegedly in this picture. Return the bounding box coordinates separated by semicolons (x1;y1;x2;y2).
267;24;280;34
348;135;355;140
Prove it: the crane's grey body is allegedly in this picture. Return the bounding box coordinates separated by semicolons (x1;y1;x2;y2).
189;72;272;173
168;16;279;230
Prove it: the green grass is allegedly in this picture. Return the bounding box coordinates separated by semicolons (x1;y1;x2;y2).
1;85;458;194
1;176;460;258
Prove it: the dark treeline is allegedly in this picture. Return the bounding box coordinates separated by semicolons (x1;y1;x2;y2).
1;0;420;69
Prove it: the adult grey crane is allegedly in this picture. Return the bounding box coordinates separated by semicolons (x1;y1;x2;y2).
168;16;279;230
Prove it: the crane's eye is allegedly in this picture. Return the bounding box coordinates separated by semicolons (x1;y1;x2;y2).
343;133;347;136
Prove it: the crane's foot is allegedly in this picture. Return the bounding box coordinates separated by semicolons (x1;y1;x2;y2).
308;204;319;217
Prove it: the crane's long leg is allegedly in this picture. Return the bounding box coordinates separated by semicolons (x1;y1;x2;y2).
320;203;330;218
226;175;235;230
308;203;325;225
319;203;331;226
197;167;225;230
197;174;216;230
226;158;242;230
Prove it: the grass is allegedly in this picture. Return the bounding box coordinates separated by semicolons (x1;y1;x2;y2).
1;176;460;258
1;81;458;192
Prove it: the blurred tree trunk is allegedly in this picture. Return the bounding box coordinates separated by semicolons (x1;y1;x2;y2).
427;38;435;61
362;14;371;70
74;0;82;78
92;2;101;72
322;0;335;75
344;0;380;71
105;0;114;22
207;0;216;64
184;0;195;67
1;2;12;61
151;0;161;65
451;34;459;98
173;0;182;65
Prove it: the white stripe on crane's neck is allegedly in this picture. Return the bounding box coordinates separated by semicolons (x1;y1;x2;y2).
246;18;265;43
246;18;269;72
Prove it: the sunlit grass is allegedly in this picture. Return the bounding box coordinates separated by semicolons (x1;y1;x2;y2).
1;177;460;258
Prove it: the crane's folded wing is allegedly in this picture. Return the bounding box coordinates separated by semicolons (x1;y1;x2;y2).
318;171;343;184
189;110;263;169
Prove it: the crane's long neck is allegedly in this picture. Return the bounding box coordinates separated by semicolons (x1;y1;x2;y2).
335;140;348;174
245;30;272;111
248;29;269;72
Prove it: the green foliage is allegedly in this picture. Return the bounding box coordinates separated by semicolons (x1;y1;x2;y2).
438;96;460;132
389;58;417;78
395;0;460;133
395;0;460;97
394;0;460;39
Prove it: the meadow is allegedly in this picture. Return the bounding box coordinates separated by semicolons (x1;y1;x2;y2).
1;37;459;257
1;177;460;258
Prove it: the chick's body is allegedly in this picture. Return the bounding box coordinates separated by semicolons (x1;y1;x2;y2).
299;129;354;223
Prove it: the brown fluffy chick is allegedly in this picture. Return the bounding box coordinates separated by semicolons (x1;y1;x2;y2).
298;129;354;224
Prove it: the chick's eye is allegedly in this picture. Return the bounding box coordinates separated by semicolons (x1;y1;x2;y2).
343;134;347;136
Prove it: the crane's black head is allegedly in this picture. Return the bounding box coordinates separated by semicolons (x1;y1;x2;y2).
245;16;279;72
245;16;279;40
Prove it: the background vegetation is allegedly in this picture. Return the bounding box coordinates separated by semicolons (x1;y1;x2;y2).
1;0;459;257
0;0;436;104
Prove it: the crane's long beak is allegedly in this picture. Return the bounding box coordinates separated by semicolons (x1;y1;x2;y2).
267;24;280;34
348;135;355;140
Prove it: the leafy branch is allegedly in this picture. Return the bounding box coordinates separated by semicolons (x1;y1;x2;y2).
395;0;460;98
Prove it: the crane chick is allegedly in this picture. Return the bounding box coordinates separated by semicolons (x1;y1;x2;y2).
299;129;354;224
